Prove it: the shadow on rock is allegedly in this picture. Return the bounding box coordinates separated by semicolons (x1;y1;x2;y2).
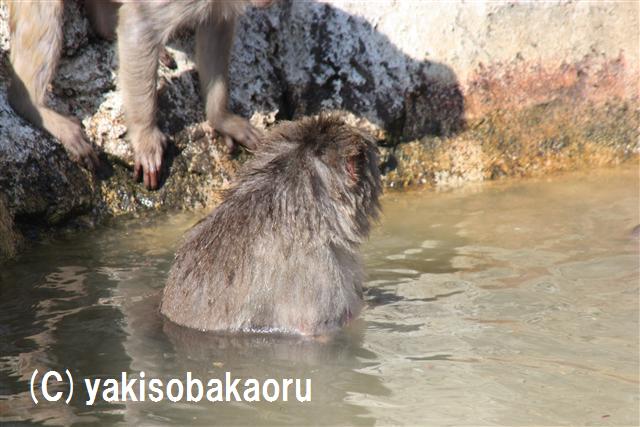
234;0;465;140
0;0;466;238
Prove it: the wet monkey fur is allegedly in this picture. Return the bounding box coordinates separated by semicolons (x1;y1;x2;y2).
7;0;271;189
161;115;382;336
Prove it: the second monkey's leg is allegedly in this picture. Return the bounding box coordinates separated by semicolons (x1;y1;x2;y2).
117;4;166;190
85;0;120;41
196;18;261;153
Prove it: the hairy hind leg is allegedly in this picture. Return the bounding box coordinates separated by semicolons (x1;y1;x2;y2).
117;3;168;190
196;18;261;154
7;0;99;170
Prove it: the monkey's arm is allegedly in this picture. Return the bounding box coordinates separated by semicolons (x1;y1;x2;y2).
195;18;261;153
117;4;167;190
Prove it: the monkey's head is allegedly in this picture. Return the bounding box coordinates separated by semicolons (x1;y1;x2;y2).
242;114;382;246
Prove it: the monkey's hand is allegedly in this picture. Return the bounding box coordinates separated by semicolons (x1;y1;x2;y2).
54;115;101;171
132;127;167;190
213;114;262;153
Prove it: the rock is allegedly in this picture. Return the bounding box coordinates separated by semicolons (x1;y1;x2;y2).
0;194;20;260
383;101;639;189
0;0;638;260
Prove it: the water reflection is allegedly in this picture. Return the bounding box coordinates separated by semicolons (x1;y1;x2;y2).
1;167;638;425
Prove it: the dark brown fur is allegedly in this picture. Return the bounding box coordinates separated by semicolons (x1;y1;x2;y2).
7;0;270;189
160;115;382;336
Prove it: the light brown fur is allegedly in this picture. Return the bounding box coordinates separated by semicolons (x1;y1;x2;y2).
7;1;99;170
7;0;270;188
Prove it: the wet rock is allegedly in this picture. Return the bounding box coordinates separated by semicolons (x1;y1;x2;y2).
383;100;639;189
0;194;20;260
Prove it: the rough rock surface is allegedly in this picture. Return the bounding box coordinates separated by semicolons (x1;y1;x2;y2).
0;0;638;260
0;193;19;258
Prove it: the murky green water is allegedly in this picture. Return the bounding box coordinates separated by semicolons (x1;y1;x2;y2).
1;167;638;426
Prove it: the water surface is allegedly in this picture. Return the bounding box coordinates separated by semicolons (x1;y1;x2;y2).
1;167;638;425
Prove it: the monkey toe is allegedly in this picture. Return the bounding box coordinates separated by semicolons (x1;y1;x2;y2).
57;121;100;172
150;170;159;190
246;127;262;150
144;167;160;190
214;115;262;152
132;128;167;190
68;140;100;172
81;153;97;172
149;152;163;189
138;159;161;190
86;148;101;171
234;125;261;151
223;135;237;154
143;169;151;189
136;154;163;190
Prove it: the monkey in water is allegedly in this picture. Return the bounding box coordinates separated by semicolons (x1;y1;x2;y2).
7;0;270;189
160;115;382;336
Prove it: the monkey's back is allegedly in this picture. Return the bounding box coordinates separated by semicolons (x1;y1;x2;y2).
160;115;381;336
160;193;364;335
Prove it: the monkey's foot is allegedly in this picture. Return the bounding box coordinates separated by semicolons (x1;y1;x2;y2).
132;127;167;190
211;114;262;153
55;116;100;171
